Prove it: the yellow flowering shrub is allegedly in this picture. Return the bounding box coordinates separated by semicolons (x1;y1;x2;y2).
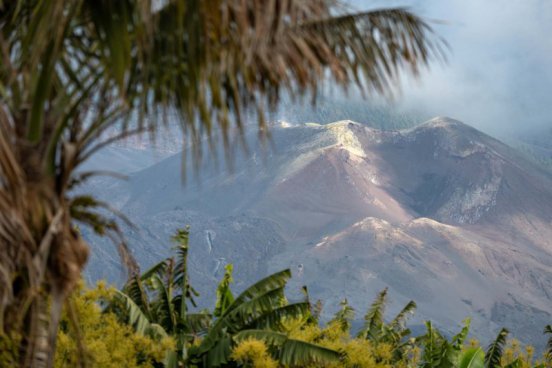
230;338;278;368
498;338;550;368
281;318;411;368
54;282;174;368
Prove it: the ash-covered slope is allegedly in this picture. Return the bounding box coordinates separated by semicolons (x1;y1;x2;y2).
85;117;552;347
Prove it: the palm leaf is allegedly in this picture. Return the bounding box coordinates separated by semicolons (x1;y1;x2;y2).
279;338;342;366
485;328;509;368
1;1;445;365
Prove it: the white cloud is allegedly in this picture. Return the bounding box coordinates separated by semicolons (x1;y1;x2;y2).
349;0;552;136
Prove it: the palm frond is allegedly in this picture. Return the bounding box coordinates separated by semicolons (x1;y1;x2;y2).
1;1;446;365
69;195;138;275
484;328;509;368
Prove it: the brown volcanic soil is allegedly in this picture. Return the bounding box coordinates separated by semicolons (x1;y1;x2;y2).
86;117;552;348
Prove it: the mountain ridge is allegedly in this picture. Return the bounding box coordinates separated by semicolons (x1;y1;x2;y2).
84;116;552;348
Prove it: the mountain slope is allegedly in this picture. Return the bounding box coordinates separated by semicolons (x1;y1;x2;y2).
84;117;552;347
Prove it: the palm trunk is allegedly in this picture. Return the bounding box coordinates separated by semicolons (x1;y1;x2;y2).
0;152;89;367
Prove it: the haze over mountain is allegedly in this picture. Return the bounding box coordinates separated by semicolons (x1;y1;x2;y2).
83;117;552;348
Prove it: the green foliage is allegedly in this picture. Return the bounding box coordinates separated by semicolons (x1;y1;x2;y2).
109;229;210;367
355;288;417;363
0;1;444;365
54;282;172;368
189;268;333;367
459;348;485;368
358;288;387;339
235;330;341;366
486;329;510;368
419;319;471;368
330;299;356;332
55;230;552;368
214;264;235;318
545;325;552;363
231;338;278;368
110;229;337;368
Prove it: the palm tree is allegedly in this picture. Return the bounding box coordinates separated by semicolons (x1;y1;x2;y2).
0;1;444;366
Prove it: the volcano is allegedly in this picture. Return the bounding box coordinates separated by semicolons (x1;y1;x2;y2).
85;117;552;347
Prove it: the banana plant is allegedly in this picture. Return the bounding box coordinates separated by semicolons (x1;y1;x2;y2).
188;266;341;367
357;288;418;361
458;348;485;368
485;328;509;368
114;229;339;367
418;319;471;368
109;228;211;367
330;299;356;333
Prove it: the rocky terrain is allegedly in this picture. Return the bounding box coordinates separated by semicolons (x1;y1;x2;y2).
82;117;552;347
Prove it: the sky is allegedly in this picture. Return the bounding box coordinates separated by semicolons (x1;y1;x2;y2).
346;0;552;137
